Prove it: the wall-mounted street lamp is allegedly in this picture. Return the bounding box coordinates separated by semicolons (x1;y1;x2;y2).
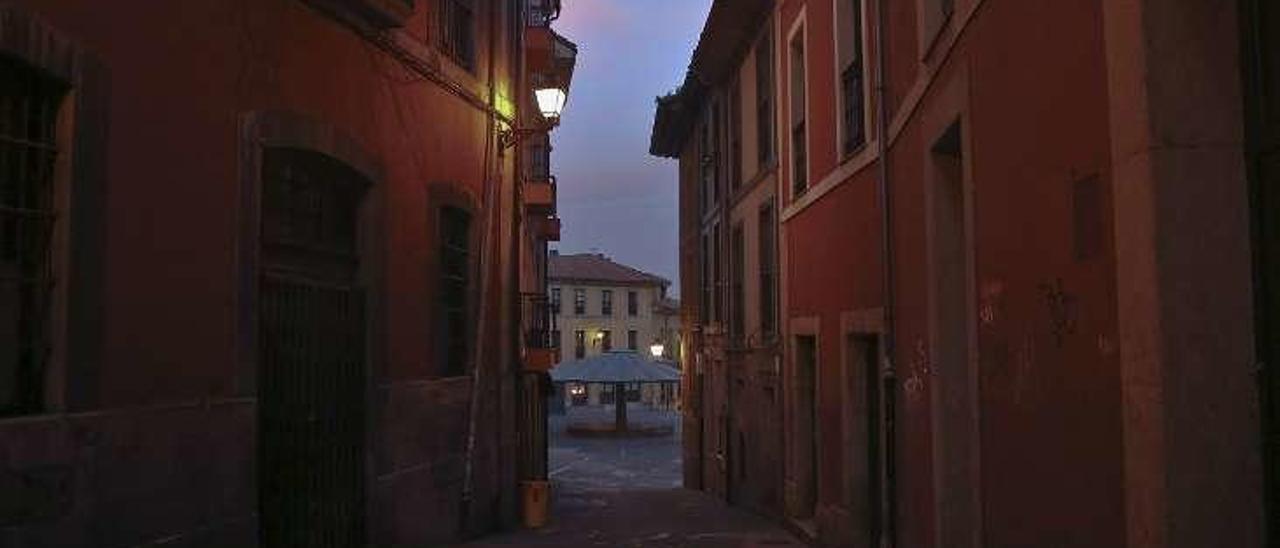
649;343;665;359
500;85;568;150
535;87;567;120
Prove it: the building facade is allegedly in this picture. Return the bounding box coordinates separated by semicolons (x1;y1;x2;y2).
548;252;675;361
654;0;1272;546
0;0;575;546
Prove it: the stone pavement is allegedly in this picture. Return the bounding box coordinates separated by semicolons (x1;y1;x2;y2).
455;405;805;547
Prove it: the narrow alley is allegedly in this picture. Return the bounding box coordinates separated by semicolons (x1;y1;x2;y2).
457;407;804;547
0;0;1276;547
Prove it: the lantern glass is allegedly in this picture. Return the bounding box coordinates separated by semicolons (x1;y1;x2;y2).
535;87;567;119
649;343;665;358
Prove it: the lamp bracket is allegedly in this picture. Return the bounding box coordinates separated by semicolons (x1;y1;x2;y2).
499;127;546;150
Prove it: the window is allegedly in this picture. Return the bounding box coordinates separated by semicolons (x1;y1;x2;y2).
730;78;742;190
438;0;475;70
601;330;612;351
759;201;777;337
574;330;585;359
574;288;585;315
790;26;808;196
526;134;551;180
551;329;561;348
701;105;719;213
711;103;721;204
712;223;722;324
601;289;613;316
756;27;775;166
550;287;561;315
0;56;67;416
628;330;638;351
731;224;745;342
438;206;473;377
701;233;712;323
839;0;868;155
627;290;638;316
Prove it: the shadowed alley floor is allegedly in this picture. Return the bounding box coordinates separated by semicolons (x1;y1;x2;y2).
456;406;804;547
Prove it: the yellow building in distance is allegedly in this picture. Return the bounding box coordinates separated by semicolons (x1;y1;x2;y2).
549;251;680;363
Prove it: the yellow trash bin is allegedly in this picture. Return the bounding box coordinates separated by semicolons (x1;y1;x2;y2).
521;480;550;529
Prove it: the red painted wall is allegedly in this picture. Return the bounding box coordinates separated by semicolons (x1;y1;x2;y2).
0;0;527;545
779;0;1124;545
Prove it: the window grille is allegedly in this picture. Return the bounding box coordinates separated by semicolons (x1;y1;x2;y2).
522;293;552;349
439;0;475;70
842;0;867;155
573;288;585;315
529;143;550;181
550;287;561;315
627;290;637;316
439;206;472;377
0;55;66;416
842;62;866;155
601;289;612;316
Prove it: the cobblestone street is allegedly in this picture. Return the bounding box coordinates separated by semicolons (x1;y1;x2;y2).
457;406;804;547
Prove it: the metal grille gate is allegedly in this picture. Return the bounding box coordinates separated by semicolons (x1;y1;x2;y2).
260;278;366;547
0;54;65;416
258;149;368;547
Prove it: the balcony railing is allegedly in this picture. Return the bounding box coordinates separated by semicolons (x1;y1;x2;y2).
522;293;553;349
527;0;561;27
522;293;557;372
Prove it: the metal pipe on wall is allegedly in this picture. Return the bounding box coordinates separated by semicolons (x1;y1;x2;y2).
873;0;898;545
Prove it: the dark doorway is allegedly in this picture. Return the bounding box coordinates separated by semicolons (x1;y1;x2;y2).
1244;0;1280;539
846;334;886;546
258;149;369;547
794;334;818;520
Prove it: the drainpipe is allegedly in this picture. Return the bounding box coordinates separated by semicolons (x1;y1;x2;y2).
873;0;898;546
460;0;503;535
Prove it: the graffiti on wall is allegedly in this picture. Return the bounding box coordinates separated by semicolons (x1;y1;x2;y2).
1038;278;1078;348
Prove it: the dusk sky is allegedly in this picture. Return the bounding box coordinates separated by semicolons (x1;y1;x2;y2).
550;0;713;297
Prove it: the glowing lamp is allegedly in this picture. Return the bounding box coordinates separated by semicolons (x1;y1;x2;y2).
535;87;567;119
649;343;665;359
